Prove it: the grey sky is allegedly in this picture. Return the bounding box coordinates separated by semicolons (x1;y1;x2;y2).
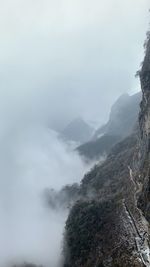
0;0;149;128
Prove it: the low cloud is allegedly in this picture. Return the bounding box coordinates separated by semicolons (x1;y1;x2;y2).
0;103;88;266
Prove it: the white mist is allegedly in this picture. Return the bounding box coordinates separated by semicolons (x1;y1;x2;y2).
0;117;87;267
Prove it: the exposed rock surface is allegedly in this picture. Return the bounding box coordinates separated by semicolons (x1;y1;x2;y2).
63;38;150;267
138;37;150;224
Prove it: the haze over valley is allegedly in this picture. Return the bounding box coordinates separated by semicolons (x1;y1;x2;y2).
0;1;150;267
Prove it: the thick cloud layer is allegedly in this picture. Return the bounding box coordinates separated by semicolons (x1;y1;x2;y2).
0;0;149;127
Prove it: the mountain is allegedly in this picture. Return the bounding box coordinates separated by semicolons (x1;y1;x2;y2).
94;92;141;139
64;134;139;267
77;92;141;161
61;117;94;143
76;134;120;161
62;36;150;266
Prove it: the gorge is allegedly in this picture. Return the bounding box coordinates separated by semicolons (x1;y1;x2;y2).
0;1;149;267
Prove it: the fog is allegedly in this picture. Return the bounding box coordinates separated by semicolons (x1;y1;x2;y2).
0;0;149;266
0;0;149;127
0;109;89;266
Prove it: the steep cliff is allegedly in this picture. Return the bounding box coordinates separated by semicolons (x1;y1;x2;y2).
138;37;150;223
63;36;150;267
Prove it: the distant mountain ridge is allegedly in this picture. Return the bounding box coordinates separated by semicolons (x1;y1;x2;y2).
61;117;94;143
77;92;141;161
94;92;141;139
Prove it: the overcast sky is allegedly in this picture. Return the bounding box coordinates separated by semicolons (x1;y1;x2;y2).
0;2;149;264
0;0;149;128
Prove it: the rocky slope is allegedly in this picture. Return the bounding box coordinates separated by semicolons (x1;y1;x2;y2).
63;39;150;266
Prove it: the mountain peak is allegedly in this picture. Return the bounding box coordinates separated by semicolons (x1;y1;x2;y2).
61;117;94;143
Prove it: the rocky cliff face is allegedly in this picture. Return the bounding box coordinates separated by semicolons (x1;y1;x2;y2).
138;38;150;224
63;38;150;267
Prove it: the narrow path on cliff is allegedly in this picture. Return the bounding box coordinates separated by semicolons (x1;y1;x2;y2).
123;166;150;266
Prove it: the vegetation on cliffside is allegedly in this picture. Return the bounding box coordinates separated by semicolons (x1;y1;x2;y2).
63;29;150;267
